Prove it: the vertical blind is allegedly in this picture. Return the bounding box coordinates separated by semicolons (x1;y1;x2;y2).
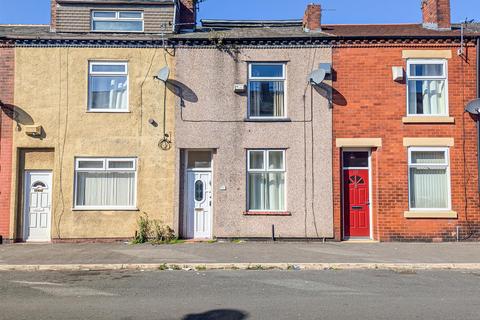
409;150;449;209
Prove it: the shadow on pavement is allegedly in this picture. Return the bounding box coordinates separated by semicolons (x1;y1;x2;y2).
182;309;248;320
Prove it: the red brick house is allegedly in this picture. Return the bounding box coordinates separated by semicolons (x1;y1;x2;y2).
331;0;480;241
0;40;14;243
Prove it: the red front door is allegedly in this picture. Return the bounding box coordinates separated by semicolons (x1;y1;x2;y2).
343;169;370;238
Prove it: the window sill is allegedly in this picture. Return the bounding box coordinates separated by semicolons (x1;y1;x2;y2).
402;116;455;124
72;208;139;212
244;118;291;123
404;210;457;219
244;211;291;216
87;110;131;114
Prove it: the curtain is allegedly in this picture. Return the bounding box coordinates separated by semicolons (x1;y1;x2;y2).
249;172;285;211
273;82;284;117
249;82;262;117
249;81;284;117
76;171;135;207
90;76;127;110
109;78;128;110
409;80;446;115
409;168;448;209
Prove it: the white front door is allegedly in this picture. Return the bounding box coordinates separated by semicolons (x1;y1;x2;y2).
186;171;212;239
24;171;52;242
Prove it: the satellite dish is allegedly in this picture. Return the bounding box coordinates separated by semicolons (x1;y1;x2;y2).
309;68;326;85
465;99;480;115
154;66;170;82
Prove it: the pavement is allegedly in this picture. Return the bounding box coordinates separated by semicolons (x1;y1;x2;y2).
1;269;480;319
1;241;480;271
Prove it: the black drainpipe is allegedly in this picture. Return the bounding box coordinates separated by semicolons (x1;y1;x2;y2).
477;37;480;193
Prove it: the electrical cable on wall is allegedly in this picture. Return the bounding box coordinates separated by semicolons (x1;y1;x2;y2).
158;29;172;151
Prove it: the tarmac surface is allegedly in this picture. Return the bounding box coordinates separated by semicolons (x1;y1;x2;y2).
1;269;479;320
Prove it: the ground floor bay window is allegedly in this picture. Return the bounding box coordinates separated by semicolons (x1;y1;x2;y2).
247;150;285;212
74;158;137;210
408;147;450;210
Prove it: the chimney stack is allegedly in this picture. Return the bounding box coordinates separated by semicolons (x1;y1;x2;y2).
178;0;197;31
50;0;57;32
421;0;451;30
303;3;322;32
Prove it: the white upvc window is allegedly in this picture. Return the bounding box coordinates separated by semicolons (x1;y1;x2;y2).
248;63;287;119
88;61;128;112
247;150;286;212
91;11;144;32
408;147;451;211
407;59;448;116
74;157;137;210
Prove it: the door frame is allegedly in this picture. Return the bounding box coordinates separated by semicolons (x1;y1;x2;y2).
341;148;373;240
183;150;214;239
23;170;53;242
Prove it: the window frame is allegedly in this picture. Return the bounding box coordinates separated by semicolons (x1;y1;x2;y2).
91;10;144;33
247;149;286;212
407;147;451;211
406;59;449;117
88;61;129;113
247;63;287;120
74;157;138;211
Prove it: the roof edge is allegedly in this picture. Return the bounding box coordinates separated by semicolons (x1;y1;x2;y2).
201;19;303;28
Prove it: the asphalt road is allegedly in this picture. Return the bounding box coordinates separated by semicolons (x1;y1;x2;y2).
0;269;479;320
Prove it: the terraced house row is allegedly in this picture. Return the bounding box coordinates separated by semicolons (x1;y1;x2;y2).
0;0;479;243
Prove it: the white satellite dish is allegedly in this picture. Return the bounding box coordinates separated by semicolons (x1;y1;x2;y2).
309;68;326;85
154;66;170;82
465;99;480;115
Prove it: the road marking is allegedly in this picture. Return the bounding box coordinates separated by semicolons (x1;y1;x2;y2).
10;280;63;286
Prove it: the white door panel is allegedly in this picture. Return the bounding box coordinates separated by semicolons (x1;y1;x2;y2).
24;171;52;242
186;171;212;239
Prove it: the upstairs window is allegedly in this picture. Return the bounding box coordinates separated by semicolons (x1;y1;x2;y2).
248;63;286;118
407;59;448;116
91;11;144;32
88;62;128;112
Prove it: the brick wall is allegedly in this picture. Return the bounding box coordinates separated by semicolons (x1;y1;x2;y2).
332;44;479;242
422;0;451;30
178;0;196;30
0;44;14;240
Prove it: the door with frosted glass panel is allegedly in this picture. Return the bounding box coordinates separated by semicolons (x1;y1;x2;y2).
186;171;212;239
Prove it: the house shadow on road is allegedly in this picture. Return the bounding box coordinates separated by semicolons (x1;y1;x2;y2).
182;309;248;320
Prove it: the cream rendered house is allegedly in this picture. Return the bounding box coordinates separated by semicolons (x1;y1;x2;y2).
1;0;196;242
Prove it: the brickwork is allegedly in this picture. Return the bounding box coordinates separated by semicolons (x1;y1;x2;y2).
0;44;14;240
332;44;479;242
303;4;322;32
50;0;57;32
422;0;451;30
178;0;196;30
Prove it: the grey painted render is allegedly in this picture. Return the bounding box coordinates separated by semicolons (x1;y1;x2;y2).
174;46;333;239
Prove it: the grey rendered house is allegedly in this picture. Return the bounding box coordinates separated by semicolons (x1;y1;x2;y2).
173;13;334;239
